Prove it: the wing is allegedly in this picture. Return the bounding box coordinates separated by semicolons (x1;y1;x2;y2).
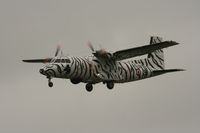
23;45;62;63
22;58;52;63
113;41;179;61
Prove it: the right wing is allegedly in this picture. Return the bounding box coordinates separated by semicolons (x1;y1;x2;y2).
113;41;179;61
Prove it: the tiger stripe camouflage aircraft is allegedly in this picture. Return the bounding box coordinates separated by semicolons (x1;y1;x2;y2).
23;36;184;92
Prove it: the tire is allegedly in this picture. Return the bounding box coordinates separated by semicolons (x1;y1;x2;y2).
106;82;114;89
86;83;93;92
48;82;53;87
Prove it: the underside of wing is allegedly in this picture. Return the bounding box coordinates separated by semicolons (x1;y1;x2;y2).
113;41;179;61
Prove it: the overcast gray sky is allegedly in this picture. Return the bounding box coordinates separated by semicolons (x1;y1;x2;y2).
0;0;199;133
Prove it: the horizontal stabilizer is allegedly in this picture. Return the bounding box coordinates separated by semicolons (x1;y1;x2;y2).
152;69;185;76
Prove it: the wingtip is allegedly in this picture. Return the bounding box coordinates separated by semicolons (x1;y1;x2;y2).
179;69;186;71
173;69;186;72
170;41;179;45
22;59;33;63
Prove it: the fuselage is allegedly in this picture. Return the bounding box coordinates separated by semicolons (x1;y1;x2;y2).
24;36;183;91
40;55;155;84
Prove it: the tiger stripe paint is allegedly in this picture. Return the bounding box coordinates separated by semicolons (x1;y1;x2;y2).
35;36;182;90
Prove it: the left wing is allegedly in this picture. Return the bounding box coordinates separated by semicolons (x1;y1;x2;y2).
112;41;178;61
22;58;52;63
23;45;61;63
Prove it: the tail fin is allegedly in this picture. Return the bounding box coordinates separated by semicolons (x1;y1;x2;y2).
147;36;165;70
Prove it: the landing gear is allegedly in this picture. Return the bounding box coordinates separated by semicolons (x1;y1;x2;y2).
48;81;53;87
86;83;93;92
48;77;53;87
106;82;114;89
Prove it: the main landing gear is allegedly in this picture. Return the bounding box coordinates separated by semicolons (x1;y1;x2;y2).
85;82;114;92
106;82;114;89
85;83;93;92
48;77;53;87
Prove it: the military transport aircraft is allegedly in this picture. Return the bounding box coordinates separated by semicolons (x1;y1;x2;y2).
23;36;184;92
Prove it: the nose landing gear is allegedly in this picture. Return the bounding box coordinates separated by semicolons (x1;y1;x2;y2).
48;81;53;87
48;77;53;87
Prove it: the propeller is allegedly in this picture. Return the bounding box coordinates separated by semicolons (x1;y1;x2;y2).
55;45;61;57
87;42;112;59
87;41;95;52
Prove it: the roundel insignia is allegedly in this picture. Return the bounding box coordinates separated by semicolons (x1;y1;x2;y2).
136;68;141;78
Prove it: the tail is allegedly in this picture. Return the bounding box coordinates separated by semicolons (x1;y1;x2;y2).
147;36;165;70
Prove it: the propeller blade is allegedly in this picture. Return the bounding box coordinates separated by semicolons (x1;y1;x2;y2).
99;44;105;51
87;41;95;52
55;45;61;57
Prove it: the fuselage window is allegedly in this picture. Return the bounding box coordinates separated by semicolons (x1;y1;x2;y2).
65;59;71;63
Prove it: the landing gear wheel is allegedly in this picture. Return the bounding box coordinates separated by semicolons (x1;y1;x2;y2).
47;77;53;87
86;83;93;92
106;82;114;90
48;81;53;87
